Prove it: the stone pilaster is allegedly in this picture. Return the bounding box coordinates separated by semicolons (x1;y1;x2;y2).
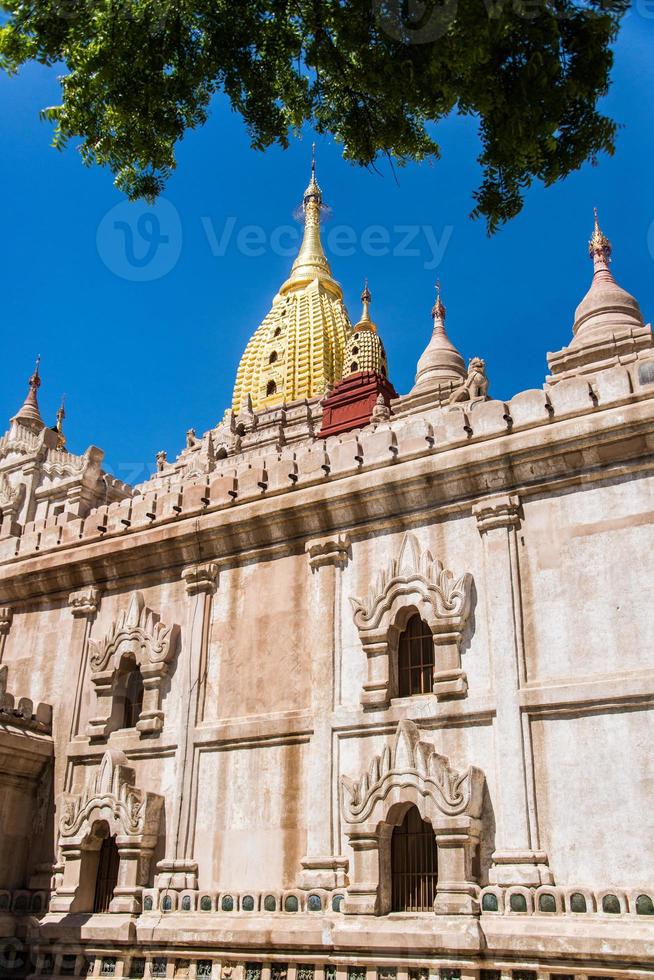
0;607;13;664
18;459;42;527
473;494;552;887
64;587;100;792
155;561;218;892
342;831;379;914
298;534;350;890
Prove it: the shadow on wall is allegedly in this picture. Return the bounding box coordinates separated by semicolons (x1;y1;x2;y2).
459;577;477;662
478;783;496;888
152;806;167;889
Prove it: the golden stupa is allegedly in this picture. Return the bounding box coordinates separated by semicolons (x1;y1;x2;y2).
232;156;352;412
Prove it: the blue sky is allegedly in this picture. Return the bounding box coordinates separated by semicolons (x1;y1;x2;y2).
1;12;652;483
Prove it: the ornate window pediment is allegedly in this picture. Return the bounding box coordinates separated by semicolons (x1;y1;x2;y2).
53;749;163;915
340;720;485;916
89;592;176;674
86;593;179;742
350;532;473;707
60;749;162;841
342;719;484;827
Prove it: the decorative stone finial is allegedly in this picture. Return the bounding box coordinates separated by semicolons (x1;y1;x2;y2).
571;210;643;339
371;392;391;424
156;450;167;472
546;210;650;381
12;356;45;432
411;282;466;392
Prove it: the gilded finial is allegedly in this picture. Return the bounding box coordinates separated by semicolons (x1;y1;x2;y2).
361;279;372;319
355;278;377;331
432;280;446;321
304;142;322;205
29;355;42;392
589;207;611;260
53;395;66;449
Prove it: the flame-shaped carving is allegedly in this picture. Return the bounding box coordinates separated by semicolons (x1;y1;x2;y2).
89;592;176;674
341;720;484;824
350;532;472;631
59;749;162;840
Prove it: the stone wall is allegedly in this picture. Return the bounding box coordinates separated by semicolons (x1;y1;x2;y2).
0;358;653;971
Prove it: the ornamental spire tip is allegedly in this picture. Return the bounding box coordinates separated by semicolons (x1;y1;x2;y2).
432;280;446;322
589;207;611;261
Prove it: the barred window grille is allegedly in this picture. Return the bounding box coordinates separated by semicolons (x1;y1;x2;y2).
391;805;438;912
398;615;434;697
93;837;120;913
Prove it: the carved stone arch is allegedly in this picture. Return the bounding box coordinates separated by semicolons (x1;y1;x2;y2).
52;749;164;914
341;720;485;916
350;532;473;708
86;592;180;741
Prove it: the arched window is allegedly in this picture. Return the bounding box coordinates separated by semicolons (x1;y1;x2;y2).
391;806;438;911
93;834;120;913
269;350;278;364
122;667;144;729
266;380;277;397
350;362;359;373
398;614;434;697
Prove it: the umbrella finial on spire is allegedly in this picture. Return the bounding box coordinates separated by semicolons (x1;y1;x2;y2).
52;395;66;449
11;357;45;432
589;207;612;262
30;355;41;392
361;278;372;318
432;279;446;322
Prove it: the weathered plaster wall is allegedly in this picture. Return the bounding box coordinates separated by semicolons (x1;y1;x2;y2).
531;708;654;887
521;476;654;682
194;741;308;891
205;554;314;721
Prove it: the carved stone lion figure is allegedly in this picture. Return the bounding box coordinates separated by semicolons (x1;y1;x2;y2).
449;357;489;403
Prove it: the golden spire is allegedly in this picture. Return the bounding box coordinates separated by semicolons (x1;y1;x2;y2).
345;280;388;377
232;154;351;412
589;207;611;260
53;396;66;450
12;356;45;431
281;146;339;294
354;280;377;332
